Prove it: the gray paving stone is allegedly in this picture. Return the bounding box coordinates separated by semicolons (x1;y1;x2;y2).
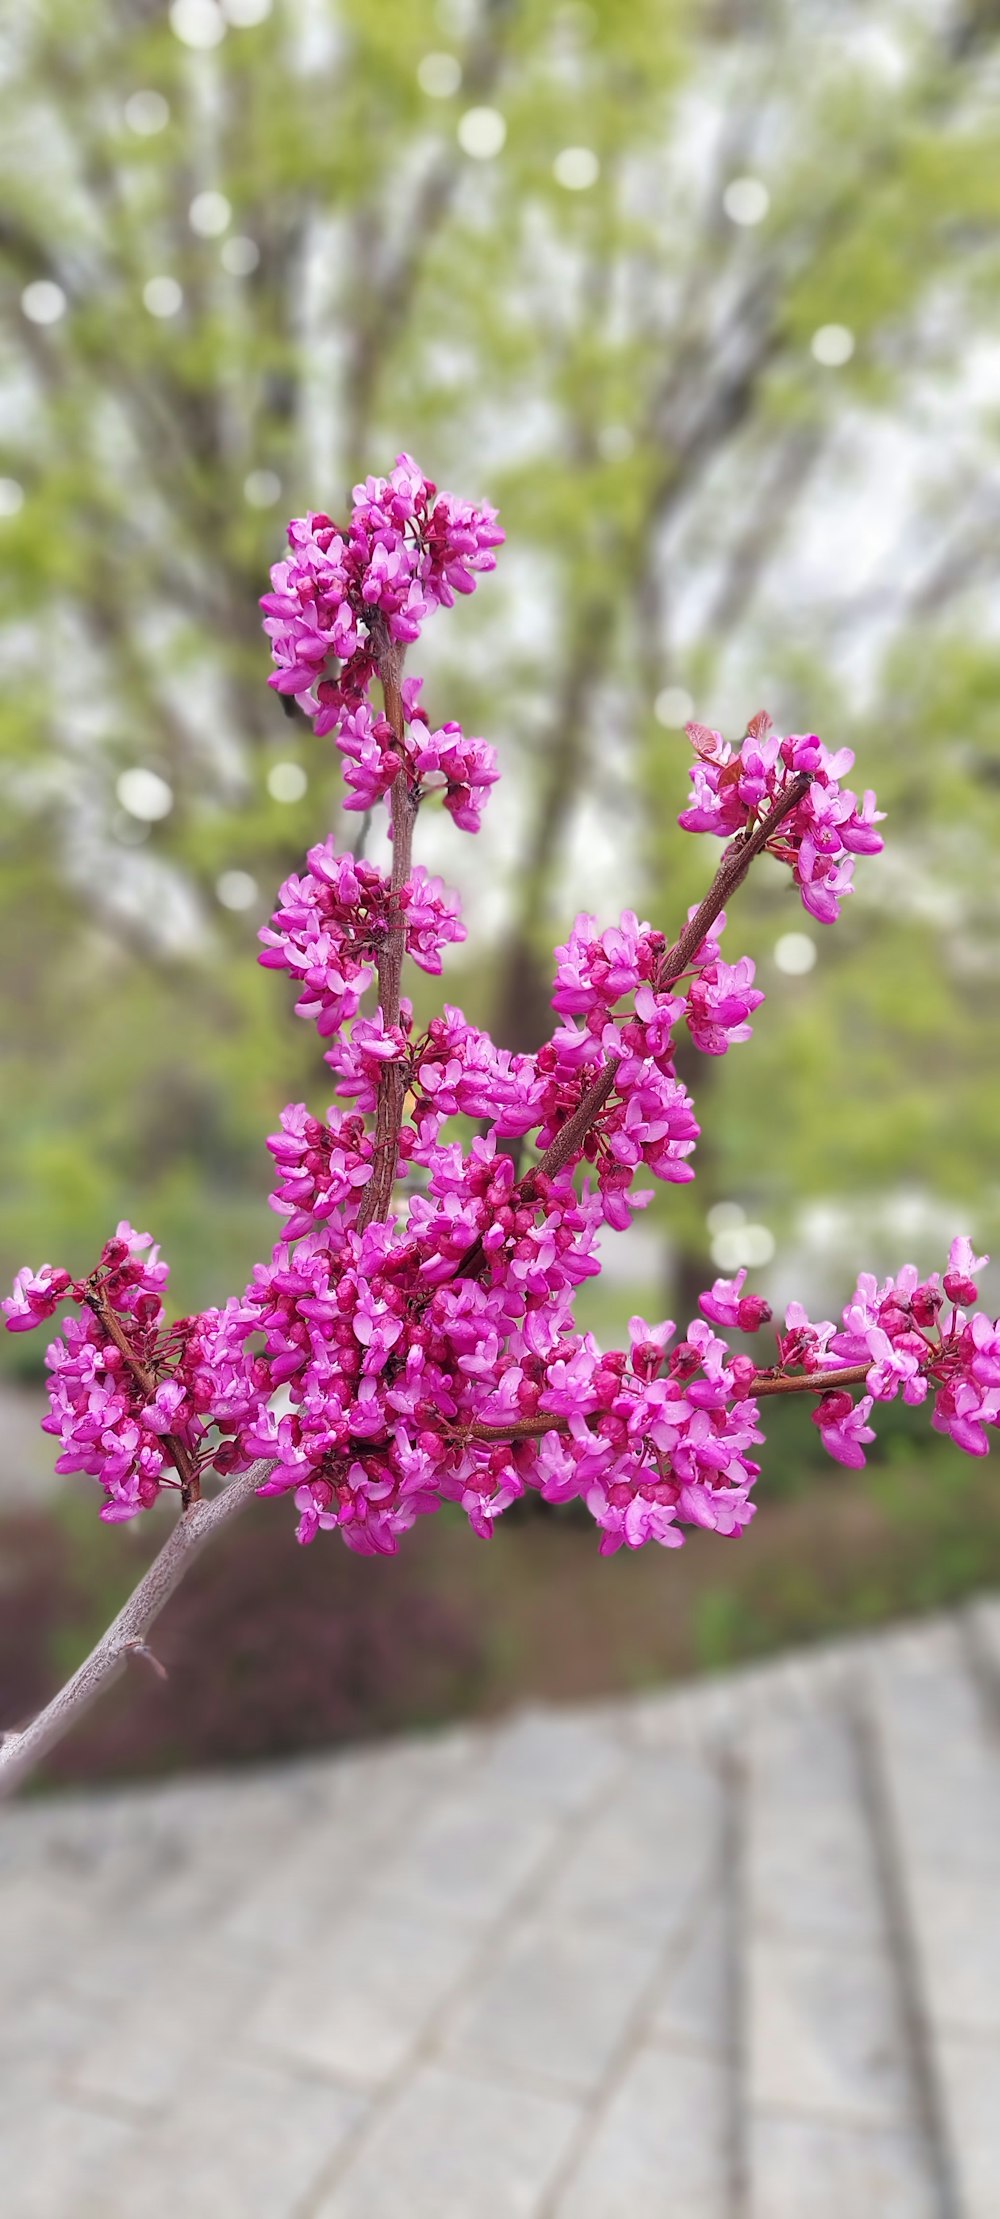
868;1620;1000;2211
747;1935;915;2130
555;2044;730;2218
316;2064;580;2218
70;1934;267;2110
744;1705;884;1946
967;1593;1000;1685
901;1865;1000;2039
482;1707;625;1817
924;2032;1000;2218
867;1620;1000;1875
221;1748;453;1958
0;1988;102;2090
9;1617;1000;2216
96;2057;363;2219
250;1905;476;2086
628;1638;874;1753
0;1871;97;2010
747;2114;938;2218
648;1892;731;2058
540;1748;724;1941
442;1917;652;2094
0;2094;136;2219
365;1784;560;1930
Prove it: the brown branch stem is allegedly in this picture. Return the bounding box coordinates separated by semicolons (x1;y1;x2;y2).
357;641;418;1229
533;771;812;1186
88;1288;201;1508
0;1460;274;1800
467;1361;873;1442
453;771;814;1291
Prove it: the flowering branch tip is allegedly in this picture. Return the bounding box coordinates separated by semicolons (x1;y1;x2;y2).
4;451;991;1789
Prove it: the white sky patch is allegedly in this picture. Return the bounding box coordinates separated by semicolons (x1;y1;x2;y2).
654;686;694;729
221;236;260;275
458;107;506;159
267;761;308;803
143;276;183;318
170;0;226;48
22;281;66;326
418;52;462;97
117;767;173;822
812;322;855;366
125;91;170;135
243;469;281;508
216;869;259;910
774;932;817;975
723;176;769;226
553;146;600;190
189;190;231;237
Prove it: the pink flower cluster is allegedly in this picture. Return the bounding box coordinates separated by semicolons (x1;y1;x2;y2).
261;456;501;832
10;460;994;1565
259;840;465;1037
678;712;885;922
553;907;764;1060
5;1229;212;1523
334;682;499;833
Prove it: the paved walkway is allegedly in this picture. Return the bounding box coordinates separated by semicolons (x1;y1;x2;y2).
5;1602;1000;2218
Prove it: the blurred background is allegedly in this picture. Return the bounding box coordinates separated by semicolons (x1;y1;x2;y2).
3;0;1000;1782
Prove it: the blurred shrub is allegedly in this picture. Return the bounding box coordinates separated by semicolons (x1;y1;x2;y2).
0;1496;484;1786
7;1423;1000;1788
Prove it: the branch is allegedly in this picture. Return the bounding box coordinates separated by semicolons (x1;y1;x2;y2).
0;1460;273;1801
87;1287;201;1508
357;642;418;1228
467;1364;873;1443
451;771;812;1290
532;770;811;1185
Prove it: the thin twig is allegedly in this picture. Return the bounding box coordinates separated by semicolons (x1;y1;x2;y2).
357;641;418;1228
534;771;811;1185
454;772;812;1279
0;1459;273;1801
87;1286;201;1508
467;1361;872;1442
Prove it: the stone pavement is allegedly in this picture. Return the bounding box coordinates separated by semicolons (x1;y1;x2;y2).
5;1602;1000;2218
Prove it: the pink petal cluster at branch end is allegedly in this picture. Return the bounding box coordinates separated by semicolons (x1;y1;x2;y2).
678;711;884;923
2;1228;213;1522
261;457;502;833
820;1238;1000;1455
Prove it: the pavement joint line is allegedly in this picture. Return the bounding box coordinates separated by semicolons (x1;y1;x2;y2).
535;1779;733;2219
290;1736;637;2218
850;1672;960;2219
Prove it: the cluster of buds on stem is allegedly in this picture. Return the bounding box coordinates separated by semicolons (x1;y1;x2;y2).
7;456;998;1558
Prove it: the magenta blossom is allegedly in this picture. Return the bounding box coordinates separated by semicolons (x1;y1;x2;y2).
13;463;991;1576
811;1390;876;1468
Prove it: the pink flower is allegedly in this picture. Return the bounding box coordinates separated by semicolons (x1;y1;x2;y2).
698;1272;772;1332
678;713;883;926
811;1391;876;1468
685;955;764;1055
943;1235;988;1307
3;1263;71;1332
